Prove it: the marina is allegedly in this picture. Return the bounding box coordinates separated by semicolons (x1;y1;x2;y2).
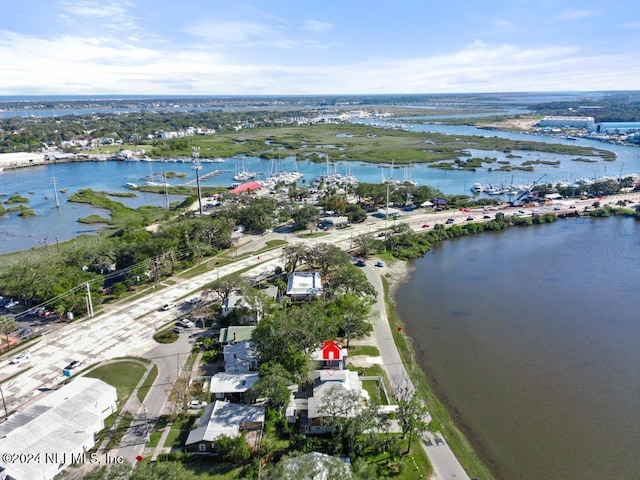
0;118;639;254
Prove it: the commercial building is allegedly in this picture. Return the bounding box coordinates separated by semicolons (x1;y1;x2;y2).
595;122;640;134
537;116;595;129
0;377;117;480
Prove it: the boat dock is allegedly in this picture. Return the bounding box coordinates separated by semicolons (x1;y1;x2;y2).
180;169;230;186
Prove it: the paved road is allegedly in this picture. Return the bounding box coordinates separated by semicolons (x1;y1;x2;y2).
2;192;637;474
363;264;470;480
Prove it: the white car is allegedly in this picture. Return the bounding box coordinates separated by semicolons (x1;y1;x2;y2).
10;352;30;365
187;400;207;409
161;302;177;311
176;319;194;328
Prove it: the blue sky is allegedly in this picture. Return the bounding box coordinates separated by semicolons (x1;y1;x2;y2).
1;0;639;95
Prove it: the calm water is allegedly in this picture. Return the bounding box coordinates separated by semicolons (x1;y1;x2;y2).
1;119;639;253
395;217;640;480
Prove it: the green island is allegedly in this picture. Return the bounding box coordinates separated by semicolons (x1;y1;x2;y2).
144;123;613;171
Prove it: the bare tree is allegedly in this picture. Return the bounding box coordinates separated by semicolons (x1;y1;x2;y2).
391;374;428;454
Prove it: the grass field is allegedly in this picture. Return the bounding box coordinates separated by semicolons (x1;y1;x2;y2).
84;358;151;404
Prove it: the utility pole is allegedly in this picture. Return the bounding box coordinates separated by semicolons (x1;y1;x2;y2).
51;176;60;208
192;146;203;215
384;182;390;239
163;170;169;209
86;282;94;318
0;383;7;420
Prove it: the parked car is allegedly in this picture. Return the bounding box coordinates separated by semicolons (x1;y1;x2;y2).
483;215;491;219
187;400;207;409
17;328;33;339
5;300;20;309
176;319;194;329
375;261;384;268
446;218;454;224
421;224;430;228
161;302;177;311
64;360;82;370
466;216;474;221
173;326;184;334
10;352;30;365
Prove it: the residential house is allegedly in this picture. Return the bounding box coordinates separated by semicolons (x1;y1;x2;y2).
185;400;265;454
218;326;256;344
223;340;259;374
209;372;259;403
288;369;368;434
221;294;251;319
310;340;346;370
286;272;323;301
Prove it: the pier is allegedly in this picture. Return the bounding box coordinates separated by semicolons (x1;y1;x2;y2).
180;169;230;186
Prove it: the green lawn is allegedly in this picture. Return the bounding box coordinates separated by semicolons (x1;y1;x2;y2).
348;345;380;357
164;416;196;448
362;379;390;405
153;328;180;344
84;359;150;404
137;364;158;403
181;463;243;479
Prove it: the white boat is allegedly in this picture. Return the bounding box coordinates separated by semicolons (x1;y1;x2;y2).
233;158;256;181
124;182;138;189
233;171;255;182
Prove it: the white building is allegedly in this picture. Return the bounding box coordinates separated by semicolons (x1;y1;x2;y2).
537;116;595;129
286;272;323;301
0;377;117;480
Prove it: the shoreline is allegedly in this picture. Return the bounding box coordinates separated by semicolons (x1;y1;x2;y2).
383;257;500;479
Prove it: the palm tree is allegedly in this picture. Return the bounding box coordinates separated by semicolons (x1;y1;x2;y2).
0;316;17;351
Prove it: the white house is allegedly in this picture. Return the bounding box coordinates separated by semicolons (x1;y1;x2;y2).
220;294;250;317
286;272;323;301
288;370;368;434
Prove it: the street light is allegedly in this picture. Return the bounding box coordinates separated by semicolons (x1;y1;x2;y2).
192;146;203;215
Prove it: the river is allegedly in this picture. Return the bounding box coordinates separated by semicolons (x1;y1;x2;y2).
1;119;639;254
394;216;640;480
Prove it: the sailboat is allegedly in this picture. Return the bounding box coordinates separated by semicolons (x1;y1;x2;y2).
233;158;256;182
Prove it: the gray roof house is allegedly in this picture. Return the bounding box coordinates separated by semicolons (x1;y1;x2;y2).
223;340;259;374
185;400;265;453
291;370;368;435
209;372;259;402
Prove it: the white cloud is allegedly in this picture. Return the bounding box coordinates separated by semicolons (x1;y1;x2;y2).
0;30;637;95
304;20;333;33
617;21;640;29
556;9;598;21
59;0;131;19
58;0;139;31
